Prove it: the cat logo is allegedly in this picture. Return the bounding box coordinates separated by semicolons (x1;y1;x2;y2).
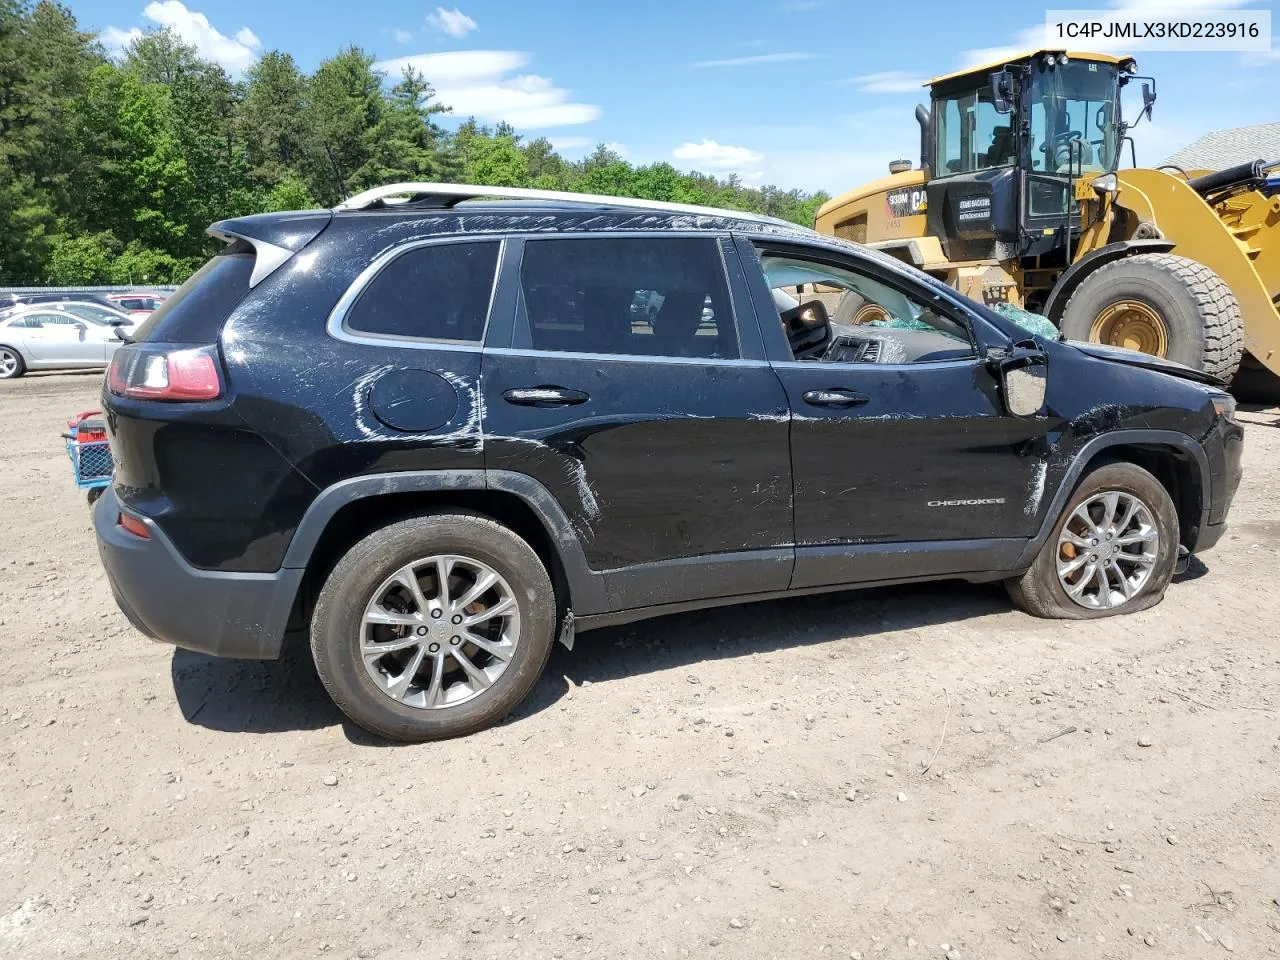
885;187;926;220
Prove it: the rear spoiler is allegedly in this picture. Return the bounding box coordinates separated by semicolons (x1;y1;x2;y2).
206;210;333;288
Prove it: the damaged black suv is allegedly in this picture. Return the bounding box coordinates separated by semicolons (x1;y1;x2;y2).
96;184;1243;742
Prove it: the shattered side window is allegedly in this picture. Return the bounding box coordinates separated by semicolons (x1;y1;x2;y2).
519;237;738;360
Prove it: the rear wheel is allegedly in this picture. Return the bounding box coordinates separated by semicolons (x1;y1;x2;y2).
1058;253;1244;382
310;513;556;742
0;346;24;379
1006;463;1179;619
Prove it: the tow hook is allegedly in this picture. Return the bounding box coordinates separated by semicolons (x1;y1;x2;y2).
1174;545;1190;575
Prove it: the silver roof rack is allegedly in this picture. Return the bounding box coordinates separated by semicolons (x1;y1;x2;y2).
332;182;807;230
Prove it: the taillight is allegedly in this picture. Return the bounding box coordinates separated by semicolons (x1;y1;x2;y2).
118;511;151;539
108;345;222;401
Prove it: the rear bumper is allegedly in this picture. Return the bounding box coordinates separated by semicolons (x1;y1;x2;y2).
94;487;299;660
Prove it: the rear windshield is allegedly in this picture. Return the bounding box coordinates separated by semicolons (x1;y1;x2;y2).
133;248;254;343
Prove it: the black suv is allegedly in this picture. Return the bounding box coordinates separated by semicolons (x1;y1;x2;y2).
95;184;1244;742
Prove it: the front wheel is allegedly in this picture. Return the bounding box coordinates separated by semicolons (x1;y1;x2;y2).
1057;253;1244;382
310;513;556;742
1006;463;1179;619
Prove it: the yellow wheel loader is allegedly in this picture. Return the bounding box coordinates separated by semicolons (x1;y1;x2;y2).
815;50;1280;383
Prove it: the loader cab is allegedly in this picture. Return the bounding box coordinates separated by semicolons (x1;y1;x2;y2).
926;52;1127;264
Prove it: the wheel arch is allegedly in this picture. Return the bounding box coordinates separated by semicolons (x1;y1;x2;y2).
1019;430;1210;569
1042;239;1176;323
281;470;608;635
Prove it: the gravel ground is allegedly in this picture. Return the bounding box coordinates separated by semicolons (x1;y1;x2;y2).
2;371;1278;960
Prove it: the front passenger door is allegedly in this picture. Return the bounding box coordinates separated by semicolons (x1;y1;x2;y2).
739;239;1052;589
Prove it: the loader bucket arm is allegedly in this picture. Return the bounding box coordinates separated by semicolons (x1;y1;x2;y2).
1115;168;1280;377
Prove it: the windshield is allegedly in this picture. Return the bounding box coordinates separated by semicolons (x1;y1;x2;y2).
1028;60;1119;175
933;59;1119;179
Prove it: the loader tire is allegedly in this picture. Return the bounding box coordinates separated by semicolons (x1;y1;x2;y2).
1058;253;1244;382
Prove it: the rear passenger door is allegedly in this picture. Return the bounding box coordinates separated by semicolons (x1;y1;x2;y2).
482;234;795;611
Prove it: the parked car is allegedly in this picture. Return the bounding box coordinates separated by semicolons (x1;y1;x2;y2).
55;301;136;326
6;300;137;328
106;291;167;317
94;183;1243;743
0;291;119;312
0;305;132;378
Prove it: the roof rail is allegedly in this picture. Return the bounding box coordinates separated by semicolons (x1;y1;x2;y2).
332;182;807;230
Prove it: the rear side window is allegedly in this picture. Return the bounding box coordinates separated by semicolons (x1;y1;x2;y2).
133;249;254;343
344;241;500;343
519;237;738;359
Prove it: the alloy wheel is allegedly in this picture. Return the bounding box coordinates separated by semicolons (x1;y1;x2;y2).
0;349;18;377
360;554;520;709
1056;490;1159;610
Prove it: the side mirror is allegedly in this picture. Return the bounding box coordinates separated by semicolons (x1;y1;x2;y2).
1141;82;1156;121
989;70;1015;114
782;298;832;359
997;342;1048;416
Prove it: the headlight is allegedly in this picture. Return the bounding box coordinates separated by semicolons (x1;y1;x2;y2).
1092;173;1118;194
1211;393;1237;420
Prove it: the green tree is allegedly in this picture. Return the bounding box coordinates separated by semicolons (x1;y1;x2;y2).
463;132;529;186
303;46;385;202
0;2;829;284
242;51;309;186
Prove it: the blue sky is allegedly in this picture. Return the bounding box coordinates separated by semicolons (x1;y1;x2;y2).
82;0;1279;193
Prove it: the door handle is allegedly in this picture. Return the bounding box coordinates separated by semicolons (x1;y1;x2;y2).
503;386;589;407
802;388;871;408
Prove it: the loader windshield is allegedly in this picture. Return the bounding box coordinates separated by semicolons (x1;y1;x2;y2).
1028;60;1119;175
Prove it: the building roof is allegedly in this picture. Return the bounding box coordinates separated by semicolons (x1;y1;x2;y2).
1163;123;1280;171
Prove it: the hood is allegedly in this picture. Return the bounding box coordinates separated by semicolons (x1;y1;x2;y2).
1067;340;1226;387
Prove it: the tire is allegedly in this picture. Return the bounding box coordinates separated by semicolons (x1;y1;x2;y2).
310;512;556;742
1057;253;1244;382
1005;462;1179;619
0;345;25;379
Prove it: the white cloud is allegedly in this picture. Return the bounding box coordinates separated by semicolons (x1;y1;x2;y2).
693;51;823;68
847;70;927;93
99;25;143;54
374;50;600;128
550;136;590;152
392;27;413;43
427;6;477;39
102;2;261;72
673;139;765;182
604;141;629;158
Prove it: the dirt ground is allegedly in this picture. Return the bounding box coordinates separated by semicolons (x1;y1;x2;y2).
1;371;1278;960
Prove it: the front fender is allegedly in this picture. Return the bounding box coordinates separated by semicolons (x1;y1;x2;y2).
1043;239;1176;322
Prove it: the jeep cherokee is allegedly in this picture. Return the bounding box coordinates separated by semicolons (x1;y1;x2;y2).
94;183;1244;742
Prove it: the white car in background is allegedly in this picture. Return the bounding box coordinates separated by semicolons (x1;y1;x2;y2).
0;305;136;379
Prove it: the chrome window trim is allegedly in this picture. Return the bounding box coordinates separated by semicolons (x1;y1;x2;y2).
326;236;505;351
769;357;979;371
486;347;770;369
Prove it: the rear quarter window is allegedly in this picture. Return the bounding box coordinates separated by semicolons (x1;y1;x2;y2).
341;240;501;344
132;249;254;343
